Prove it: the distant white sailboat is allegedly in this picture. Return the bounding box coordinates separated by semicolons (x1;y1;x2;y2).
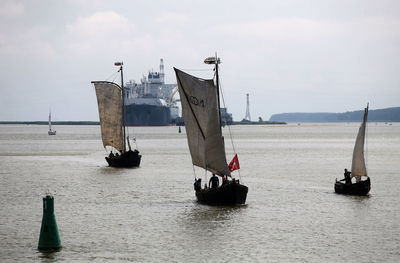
48;110;56;135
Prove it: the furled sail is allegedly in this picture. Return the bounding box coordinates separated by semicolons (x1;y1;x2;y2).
174;68;230;176
92;81;124;152
351;104;369;181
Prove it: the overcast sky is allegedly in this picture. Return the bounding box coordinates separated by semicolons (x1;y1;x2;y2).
0;0;399;121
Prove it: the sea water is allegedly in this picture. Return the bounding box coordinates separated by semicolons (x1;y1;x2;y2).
0;123;399;262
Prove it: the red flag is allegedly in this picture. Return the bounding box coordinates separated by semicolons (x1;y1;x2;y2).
228;154;240;172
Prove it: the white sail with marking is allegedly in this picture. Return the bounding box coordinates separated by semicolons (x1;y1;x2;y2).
93;81;124;152
351;104;369;181
174;68;230;176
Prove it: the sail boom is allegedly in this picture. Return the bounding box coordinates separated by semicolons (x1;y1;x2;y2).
91;81;122;90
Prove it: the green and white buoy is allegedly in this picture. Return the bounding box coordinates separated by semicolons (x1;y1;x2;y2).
38;195;61;251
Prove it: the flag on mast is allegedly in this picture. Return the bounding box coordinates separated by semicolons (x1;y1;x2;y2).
228;154;240;172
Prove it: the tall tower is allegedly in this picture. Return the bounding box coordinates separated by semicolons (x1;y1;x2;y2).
159;58;165;84
244;93;251;121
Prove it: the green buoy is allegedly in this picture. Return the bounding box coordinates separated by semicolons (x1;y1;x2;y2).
38;195;61;251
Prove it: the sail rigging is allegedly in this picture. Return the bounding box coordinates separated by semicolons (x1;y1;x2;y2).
351;104;369;181
174;68;230;176
93;81;124;152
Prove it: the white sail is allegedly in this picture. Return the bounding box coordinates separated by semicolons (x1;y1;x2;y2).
93;81;124;152
174;68;230;176
351;104;369;181
48;111;52;131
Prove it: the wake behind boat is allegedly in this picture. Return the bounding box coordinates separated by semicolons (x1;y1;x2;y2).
335;104;371;195
92;62;141;168
175;55;248;205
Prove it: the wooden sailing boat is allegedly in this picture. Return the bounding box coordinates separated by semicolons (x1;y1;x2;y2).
335;104;371;195
48;110;56;135
174;55;248;205
92;62;141;168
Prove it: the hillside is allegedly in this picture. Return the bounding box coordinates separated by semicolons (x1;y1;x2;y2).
269;107;400;122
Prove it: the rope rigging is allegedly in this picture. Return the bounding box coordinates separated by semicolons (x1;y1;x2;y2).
105;70;119;84
216;70;243;183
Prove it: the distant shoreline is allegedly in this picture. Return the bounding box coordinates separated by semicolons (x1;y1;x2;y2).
0;121;100;125
269;106;400;123
0;121;287;126
232;121;287;125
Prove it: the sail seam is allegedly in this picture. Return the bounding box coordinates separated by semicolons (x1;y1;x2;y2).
175;71;206;140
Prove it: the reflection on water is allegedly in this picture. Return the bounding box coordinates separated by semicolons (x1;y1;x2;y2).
186;204;247;223
38;250;62;262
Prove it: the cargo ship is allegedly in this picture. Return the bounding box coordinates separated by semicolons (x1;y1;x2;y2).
124;58;233;126
124;59;179;126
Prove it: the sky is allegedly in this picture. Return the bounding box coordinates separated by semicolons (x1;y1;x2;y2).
0;0;399;121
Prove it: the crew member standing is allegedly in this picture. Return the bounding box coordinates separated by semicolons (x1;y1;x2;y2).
209;173;219;189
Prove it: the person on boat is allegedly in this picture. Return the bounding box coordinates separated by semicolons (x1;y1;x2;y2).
221;175;228;186
343;168;352;184
209;173;219;189
194;178;202;191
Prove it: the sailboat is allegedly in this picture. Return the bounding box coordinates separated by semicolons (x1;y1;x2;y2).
174;55;248;205
92;62;141;168
48;110;56;135
335;104;371;195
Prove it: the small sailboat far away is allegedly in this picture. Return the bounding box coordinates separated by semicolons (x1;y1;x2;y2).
92;62;141;168
174;55;248;205
48;109;56;135
335;104;371;195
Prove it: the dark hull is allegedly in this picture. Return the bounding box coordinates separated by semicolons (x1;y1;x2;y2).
334;177;371;195
105;150;141;168
195;180;248;205
124;104;172;126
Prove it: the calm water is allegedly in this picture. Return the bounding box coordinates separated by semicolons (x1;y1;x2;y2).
0;123;399;262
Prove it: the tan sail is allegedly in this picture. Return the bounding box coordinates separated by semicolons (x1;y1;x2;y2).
351;104;369;181
92;81;124;152
174;68;230;176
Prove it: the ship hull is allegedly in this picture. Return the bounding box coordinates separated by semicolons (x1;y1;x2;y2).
105;150;141;168
124;104;173;126
195;180;248;205
334;177;370;195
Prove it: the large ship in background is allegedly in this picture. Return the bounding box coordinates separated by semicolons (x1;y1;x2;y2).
124;59;233;126
124;59;179;126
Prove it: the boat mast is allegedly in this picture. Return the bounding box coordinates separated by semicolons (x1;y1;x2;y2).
115;61;126;153
216;56;222;131
205;54;222;130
